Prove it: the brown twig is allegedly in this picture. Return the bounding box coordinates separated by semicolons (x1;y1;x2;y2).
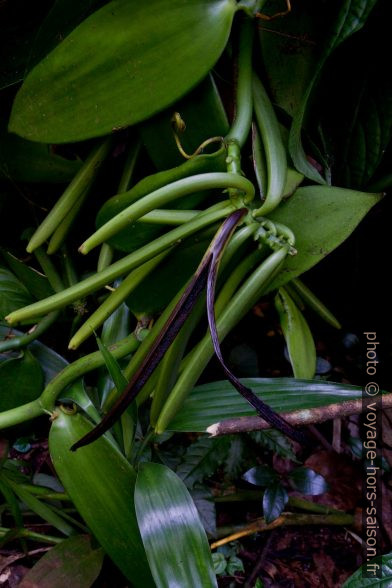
207;394;392;436
210;512;354;549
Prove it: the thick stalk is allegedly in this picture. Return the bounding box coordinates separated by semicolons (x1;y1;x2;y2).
6;203;234;325
0;311;59;352
79;173;254;254
39;332;146;412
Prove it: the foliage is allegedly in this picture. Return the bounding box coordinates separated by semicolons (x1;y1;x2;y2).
0;0;389;585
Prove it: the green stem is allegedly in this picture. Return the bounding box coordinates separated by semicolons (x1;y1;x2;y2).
27;137;113;253
69;250;170;349
6;203;234;325
79;173;254;254
39;332;145;413
0;399;44;429
225;18;254;147
155;247;287;433
0;311;59;352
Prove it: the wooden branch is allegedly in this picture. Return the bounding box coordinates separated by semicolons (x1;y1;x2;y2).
207;393;392;436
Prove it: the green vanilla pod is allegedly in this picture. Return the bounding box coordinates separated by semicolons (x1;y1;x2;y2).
79;172;254;254
26;138;113;253
69;251;170;350
71;209;248;451
96;149;227;253
49;408;154;585
252;75;287;217
5;202;234;325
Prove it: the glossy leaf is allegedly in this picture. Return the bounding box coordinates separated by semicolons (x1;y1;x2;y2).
258;3;322;117
0;324;67;385
275;288;316;379
263;483;288;524
0;267;34;320
0;351;44;412
289;467;328;495
2;250;53;300
342;552;392;587
168;378;363;432
0;124;82;183
49;410;153;585
242;465;277;487
268;186;382;289
289;0;378;182
27;0;108;70
135;462;217;588
18;535;104;588
10;0;236;143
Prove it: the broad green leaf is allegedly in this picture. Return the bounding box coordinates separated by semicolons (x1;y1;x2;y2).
135;462;217;588
268;186;382;289
0;324;66;385
2;251;53;300
289;0;378;182
27;0;108;70
242;465;277;487
0;350;44;412
275;288;316;379
0;123;82;183
49;411;153;585
176;436;230;489
289;467;328;495
343;552;392;586
263;483;288;524
168;378;364;432
10;0;236;143
140;75;229;171
258;4;323;117
0;267;34;320
18;535;104;588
